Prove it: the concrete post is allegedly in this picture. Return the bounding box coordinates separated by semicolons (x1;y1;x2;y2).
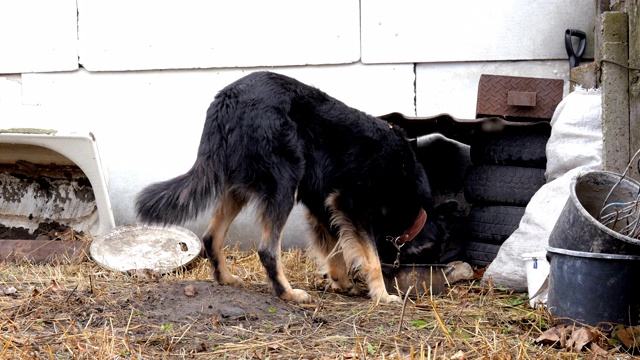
627;0;640;180
600;11;629;175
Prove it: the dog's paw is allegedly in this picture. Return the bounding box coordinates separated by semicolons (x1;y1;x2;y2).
346;285;365;297
218;274;243;287
376;293;402;304
329;279;364;296
280;288;313;303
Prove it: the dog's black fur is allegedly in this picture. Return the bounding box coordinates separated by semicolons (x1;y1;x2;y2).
136;71;442;303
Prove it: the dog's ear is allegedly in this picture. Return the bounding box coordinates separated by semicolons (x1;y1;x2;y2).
434;199;459;218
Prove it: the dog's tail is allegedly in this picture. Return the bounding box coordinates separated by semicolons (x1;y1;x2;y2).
135;158;219;225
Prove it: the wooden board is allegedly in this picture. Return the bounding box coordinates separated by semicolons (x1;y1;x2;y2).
0;240;88;263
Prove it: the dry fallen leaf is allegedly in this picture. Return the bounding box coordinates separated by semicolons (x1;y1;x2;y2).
50;279;66;295
537;325;602;353
472;267;485;279
589;342;609;356
211;314;219;328
184;284;197;297
535;325;564;344
569;327;597;351
610;325;640;350
450;349;465;359
127;269;162;281
2;286;17;295
560;325;572;348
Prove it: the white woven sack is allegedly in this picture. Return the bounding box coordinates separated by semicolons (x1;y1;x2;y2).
482;86;602;291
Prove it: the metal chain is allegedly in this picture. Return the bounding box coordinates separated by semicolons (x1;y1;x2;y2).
386;236;404;268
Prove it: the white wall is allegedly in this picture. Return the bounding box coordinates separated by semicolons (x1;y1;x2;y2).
0;0;595;248
0;0;78;73
361;0;594;63
76;0;361;71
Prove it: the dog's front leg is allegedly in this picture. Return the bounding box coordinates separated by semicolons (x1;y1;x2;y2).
340;235;401;304
305;215;363;296
361;244;401;304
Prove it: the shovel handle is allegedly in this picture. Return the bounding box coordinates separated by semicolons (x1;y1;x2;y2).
565;29;587;69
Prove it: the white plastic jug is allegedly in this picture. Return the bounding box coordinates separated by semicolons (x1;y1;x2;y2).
521;251;550;308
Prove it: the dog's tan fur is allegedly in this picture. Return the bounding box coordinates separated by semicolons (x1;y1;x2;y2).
306;192;401;303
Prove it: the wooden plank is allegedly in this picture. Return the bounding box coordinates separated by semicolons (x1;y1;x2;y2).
600;11;630;175
0;240;89;264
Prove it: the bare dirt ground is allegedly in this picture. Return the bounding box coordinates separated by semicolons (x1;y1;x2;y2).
0;245;638;359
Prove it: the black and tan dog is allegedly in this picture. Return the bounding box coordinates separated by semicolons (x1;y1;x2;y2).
135;71;438;303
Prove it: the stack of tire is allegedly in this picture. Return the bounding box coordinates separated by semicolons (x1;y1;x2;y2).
463;125;551;267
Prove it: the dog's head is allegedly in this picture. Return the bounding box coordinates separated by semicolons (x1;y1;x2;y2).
371;125;455;259
369;127;436;243
376;199;461;265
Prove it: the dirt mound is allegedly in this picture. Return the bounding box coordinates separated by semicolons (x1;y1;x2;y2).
136;281;302;330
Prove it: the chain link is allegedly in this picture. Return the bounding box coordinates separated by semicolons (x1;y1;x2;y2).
386;236;404;268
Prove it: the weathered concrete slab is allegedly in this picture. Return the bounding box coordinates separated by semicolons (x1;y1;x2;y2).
570;62;597;91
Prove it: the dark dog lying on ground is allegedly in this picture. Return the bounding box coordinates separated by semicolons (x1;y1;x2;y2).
136;71;445;303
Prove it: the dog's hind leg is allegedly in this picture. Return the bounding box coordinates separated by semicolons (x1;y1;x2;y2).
256;202;312;303
203;193;245;286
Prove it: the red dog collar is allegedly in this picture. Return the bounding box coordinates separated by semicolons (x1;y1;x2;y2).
396;208;427;244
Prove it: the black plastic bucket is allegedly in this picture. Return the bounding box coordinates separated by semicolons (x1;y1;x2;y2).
547;246;640;327
548;171;640;255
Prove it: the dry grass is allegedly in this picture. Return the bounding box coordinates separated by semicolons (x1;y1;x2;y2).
0;244;636;360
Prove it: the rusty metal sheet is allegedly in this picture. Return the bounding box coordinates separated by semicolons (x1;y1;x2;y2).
476;74;564;120
507;91;537;107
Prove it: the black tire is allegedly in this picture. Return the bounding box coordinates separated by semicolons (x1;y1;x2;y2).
463;165;546;206
468;258;492;268
467;205;525;244
465;241;501;267
470;126;550;168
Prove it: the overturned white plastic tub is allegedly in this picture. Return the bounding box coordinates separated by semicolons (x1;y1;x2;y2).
0;129;115;260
